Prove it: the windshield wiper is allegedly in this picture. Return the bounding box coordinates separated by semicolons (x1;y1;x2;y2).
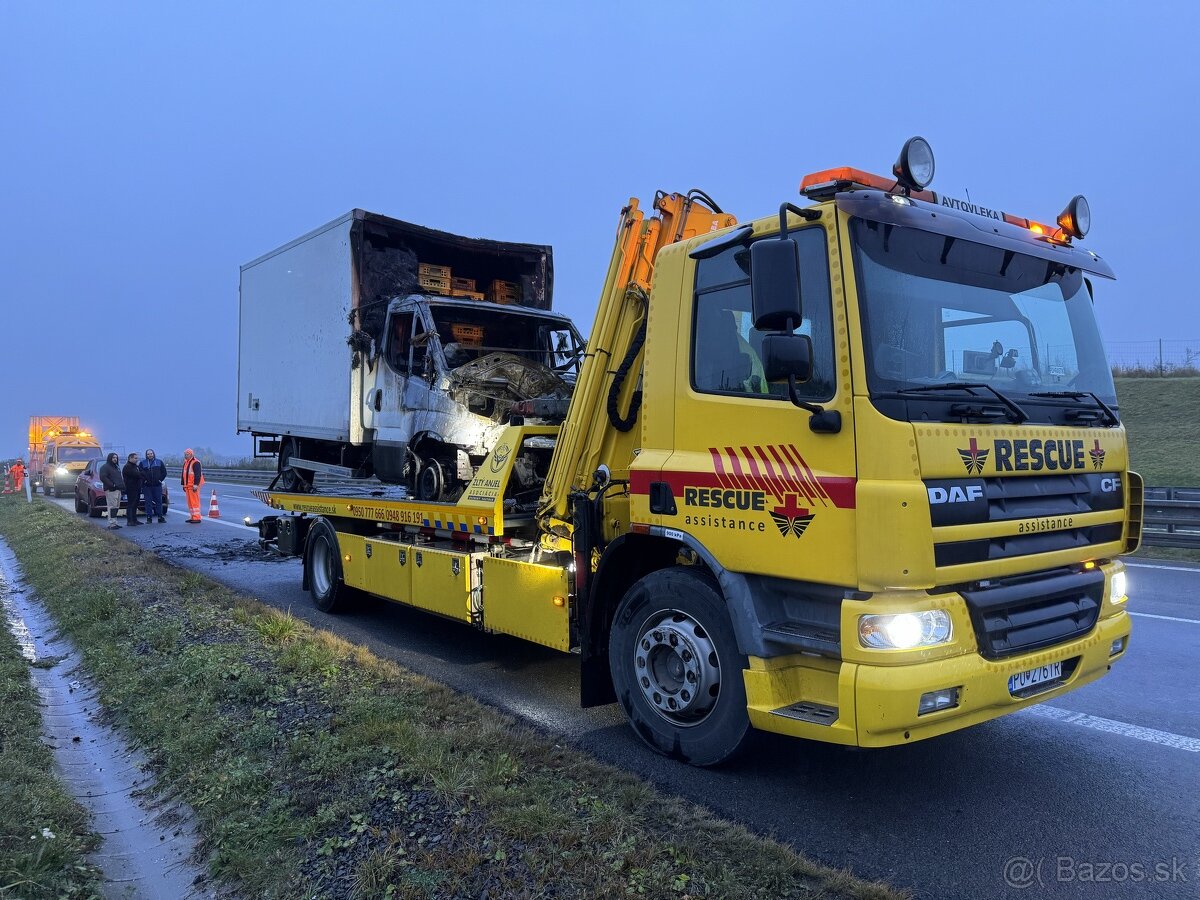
1028;391;1119;426
893;382;1029;424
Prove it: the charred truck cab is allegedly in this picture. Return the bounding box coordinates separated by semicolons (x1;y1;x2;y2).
253;141;1137;766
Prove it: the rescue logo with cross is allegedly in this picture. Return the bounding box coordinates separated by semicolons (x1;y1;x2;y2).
769;494;816;539
958;437;990;475
1089;439;1106;469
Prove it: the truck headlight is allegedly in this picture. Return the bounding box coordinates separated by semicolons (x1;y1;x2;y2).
1110;571;1127;603
859;610;952;650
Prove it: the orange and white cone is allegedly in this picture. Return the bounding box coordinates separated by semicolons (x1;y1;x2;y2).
208;490;221;518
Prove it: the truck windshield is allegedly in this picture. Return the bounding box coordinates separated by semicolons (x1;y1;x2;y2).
55;447;96;461
850;218;1116;412
429;305;582;376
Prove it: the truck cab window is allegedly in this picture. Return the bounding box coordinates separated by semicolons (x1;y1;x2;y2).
691;227;835;401
411;318;429;377
387;312;413;374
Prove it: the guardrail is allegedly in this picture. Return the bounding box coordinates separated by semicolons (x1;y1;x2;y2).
167;468;1200;549
1142;486;1200;549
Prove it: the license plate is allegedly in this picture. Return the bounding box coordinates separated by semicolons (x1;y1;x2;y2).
1008;661;1063;695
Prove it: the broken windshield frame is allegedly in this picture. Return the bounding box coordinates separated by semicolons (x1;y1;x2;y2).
426;302;584;377
849;217;1118;426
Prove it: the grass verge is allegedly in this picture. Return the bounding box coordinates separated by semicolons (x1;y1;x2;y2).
0;583;102;897
1116;377;1200;486
0;499;902;900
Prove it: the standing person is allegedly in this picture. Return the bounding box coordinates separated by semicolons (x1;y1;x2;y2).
98;452;125;529
122;453;143;526
10;460;24;492
139;449;167;523
181;448;204;524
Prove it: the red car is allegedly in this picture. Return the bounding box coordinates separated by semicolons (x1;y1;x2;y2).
74;457;170;518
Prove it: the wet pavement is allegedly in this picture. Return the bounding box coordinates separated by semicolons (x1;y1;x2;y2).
0;539;212;899
45;482;1200;899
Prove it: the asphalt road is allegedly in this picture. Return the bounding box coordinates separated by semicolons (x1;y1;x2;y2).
47;481;1200;899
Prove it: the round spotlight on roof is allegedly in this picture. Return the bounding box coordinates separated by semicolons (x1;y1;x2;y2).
1057;194;1091;239
893;136;935;192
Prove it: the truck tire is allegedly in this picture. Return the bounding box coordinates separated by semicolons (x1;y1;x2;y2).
306;521;351;614
608;567;752;766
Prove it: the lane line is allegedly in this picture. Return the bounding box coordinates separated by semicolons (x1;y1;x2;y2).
1129;611;1200;625
1125;561;1200;573
166;507;255;533
1026;705;1200;753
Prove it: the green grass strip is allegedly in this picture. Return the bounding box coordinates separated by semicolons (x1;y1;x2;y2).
0;499;904;899
0;558;103;898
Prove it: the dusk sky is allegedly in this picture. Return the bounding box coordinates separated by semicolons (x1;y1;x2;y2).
2;3;1196;459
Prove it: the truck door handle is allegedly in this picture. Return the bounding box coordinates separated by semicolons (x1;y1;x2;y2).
372;389;383;412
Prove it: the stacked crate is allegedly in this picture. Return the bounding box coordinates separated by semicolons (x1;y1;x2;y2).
418;263;452;295
488;279;523;305
450;276;485;301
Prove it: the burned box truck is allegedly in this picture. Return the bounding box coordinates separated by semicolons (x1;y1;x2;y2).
238;210;584;500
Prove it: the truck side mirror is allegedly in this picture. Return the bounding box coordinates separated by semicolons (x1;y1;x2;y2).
750;238;803;331
761;333;812;383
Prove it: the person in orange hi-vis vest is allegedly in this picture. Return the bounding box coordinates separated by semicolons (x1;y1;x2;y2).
10;460;25;492
181;449;205;523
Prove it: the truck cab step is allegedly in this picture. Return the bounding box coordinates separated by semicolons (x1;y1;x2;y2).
771;701;838;726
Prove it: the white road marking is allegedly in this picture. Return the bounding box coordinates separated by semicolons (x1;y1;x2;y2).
1124;561;1200;573
166;507;254;532
1026;705;1200;752
1129;611;1200;625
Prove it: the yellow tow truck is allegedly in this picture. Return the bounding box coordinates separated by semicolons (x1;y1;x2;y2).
253;138;1138;764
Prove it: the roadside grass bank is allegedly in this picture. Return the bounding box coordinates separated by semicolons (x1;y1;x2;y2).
0;500;903;900
1116;377;1200;487
0;574;102;898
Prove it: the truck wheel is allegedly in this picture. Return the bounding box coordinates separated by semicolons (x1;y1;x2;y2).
415;459;445;502
306;522;350;613
608;567;752;766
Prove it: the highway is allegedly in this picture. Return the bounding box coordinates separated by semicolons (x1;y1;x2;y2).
49;480;1200;899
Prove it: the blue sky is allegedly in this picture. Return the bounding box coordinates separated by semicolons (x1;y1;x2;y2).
2;2;1196;457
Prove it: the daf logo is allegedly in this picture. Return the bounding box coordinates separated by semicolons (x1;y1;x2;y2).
928;484;984;505
1100;475;1122;493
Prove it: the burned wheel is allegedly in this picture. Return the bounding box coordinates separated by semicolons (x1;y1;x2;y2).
609;567;751;766
415;458;445;502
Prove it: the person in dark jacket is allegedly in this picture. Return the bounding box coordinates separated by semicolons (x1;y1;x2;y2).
122;453;143;526
98;453;125;529
139;448;167;523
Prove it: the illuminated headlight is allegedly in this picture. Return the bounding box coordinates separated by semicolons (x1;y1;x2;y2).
859;610;952;650
56;467;69;476
1110;570;1127;603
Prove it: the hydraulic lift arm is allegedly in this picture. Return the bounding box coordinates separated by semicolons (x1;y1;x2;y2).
538;190;737;532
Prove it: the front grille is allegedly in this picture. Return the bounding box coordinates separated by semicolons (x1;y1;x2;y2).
935;522;1124;566
927;472;1123;528
960;569;1103;659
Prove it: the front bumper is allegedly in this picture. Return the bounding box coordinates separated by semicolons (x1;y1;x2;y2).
745;609;1130;747
852;610;1129;746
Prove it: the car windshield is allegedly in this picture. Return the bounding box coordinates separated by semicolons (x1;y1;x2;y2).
851;218;1116;405
429;304;583;375
56;447;96;461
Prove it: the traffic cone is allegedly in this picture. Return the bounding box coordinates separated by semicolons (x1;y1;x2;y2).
208;490;221;518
